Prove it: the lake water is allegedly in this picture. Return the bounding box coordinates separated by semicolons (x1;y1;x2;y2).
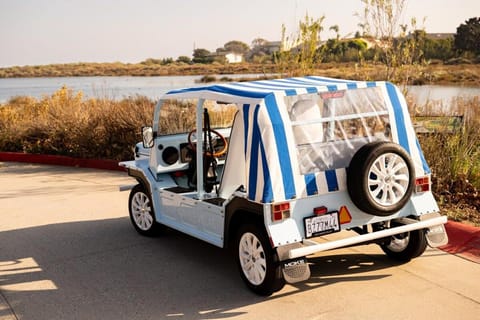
0;75;479;105
0;76;209;103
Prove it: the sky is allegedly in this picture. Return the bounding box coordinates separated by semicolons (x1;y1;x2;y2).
0;0;478;67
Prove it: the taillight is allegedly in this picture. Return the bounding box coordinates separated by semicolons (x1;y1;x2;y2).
415;176;430;193
313;206;328;215
271;202;291;221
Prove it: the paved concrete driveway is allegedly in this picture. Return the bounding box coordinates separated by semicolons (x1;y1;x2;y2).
1;162;479;320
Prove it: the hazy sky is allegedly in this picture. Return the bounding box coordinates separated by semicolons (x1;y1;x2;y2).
0;0;478;67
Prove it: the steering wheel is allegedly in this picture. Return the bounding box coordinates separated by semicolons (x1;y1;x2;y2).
187;128;228;157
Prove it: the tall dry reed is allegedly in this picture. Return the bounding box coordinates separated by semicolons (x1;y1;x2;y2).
0;86;154;160
415;96;480;190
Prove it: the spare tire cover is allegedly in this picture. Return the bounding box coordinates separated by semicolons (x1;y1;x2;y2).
347;142;415;216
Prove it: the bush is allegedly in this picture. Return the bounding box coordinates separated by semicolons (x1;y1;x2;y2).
417;97;480;188
0;86;154;160
0;86;237;161
417;97;480;222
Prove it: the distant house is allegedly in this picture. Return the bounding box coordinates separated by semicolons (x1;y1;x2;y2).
263;41;282;53
251;40;300;55
225;52;243;63
210;51;244;64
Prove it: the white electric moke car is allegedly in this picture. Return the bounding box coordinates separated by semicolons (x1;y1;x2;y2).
120;76;448;296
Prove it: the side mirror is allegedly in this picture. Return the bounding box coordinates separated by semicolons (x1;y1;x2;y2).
142;126;154;148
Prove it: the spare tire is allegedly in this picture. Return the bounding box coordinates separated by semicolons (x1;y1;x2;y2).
347;142;415;216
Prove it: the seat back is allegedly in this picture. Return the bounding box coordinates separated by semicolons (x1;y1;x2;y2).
218;112;246;198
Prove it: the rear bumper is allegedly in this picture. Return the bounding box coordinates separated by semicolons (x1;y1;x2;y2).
288;215;448;259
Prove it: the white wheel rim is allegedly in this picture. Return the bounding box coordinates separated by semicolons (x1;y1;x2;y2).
239;232;267;286
387;232;410;252
131;192;153;231
367;153;410;206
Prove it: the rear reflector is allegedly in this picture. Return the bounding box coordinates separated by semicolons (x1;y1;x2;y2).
415;176;430;193
271;202;291;222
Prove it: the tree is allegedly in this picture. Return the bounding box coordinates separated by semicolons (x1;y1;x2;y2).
358;0;407;79
358;0;406;40
405;28;427;64
275;13;325;76
223;40;250;54
192;48;213;64
348;39;368;51
357;0;426;82
423;37;454;61
298;14;325;74
320;38;368;63
247;38;272;62
251;38;269;49
176;56;192;64
454;17;480;56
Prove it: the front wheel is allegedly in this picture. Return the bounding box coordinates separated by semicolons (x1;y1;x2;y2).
235;224;285;296
128;184;160;236
377;220;427;262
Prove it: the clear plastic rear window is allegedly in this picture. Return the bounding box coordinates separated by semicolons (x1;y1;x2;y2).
285;87;391;173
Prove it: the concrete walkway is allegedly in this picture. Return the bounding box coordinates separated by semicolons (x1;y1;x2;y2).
1;162;479;320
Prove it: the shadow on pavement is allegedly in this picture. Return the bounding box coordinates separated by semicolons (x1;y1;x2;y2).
1;217;400;320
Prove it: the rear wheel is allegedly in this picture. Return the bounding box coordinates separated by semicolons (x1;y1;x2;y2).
377;220;427;262
129;184;160;236
235;224;285;296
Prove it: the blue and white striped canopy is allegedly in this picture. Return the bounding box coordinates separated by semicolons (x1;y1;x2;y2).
165;76;429;203
167;76;377;101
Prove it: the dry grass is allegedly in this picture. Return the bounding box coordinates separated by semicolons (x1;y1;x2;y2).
0;87;238;160
414;97;480;225
0;86;154;160
415;97;480;188
0;62;275;78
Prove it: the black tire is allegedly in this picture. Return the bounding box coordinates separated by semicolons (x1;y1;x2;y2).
128;184;160;236
378;220;427;262
235;224;285;296
347;142;415;216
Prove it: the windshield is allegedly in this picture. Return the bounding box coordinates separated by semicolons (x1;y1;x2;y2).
158;99;237;136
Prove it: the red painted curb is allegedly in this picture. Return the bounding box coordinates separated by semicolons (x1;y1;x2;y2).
0;152;125;171
440;221;480;263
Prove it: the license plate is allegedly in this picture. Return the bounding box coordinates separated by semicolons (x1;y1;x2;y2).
304;211;340;238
